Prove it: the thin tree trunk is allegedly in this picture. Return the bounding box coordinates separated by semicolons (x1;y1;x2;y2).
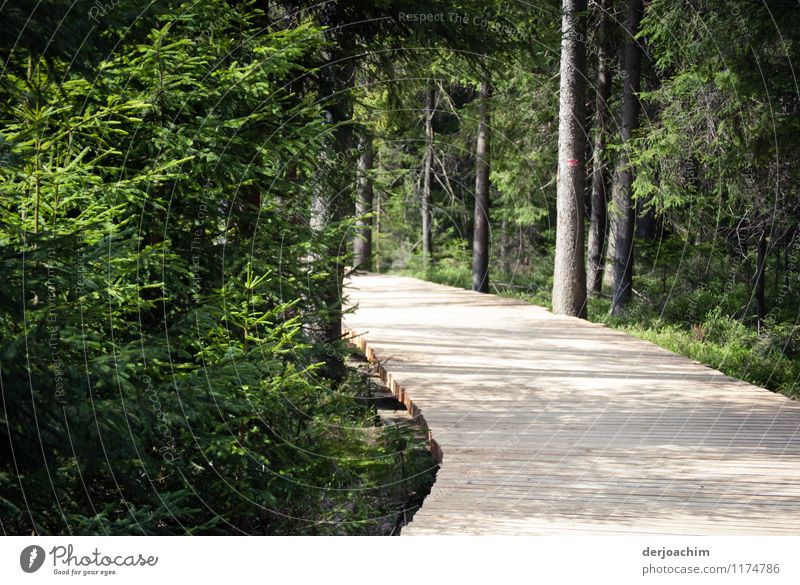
422;82;435;270
375;180;381;271
499;218;510;275
353;132;374;270
608;0;644;316
774;246;780;293
552;0;589;318
755;227;767;332
309;2;356;381
587;0;613;296
472;74;492;293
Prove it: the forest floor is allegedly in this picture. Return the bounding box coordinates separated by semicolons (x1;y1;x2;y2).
346;352;437;535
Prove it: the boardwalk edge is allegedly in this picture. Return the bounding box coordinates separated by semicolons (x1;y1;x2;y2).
342;326;443;464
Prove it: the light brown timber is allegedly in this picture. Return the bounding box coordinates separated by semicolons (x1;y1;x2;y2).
345;273;800;535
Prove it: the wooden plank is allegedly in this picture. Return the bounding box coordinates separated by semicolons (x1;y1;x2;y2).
344;273;800;535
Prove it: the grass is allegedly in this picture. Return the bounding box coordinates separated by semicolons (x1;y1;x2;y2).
336;354;438;535
614;317;800;399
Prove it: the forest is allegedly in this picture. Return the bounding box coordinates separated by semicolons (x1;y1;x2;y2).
1;0;799;535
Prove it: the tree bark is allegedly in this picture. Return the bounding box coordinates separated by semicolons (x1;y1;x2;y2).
552;0;588;318
472;74;492;293
755;228;767;332
587;0;613;297
309;1;356;381
608;0;644;316
374;181;381;271
353;132;374;270
422;82;435;270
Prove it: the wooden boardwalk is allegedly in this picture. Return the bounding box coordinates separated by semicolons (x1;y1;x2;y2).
344;273;800;535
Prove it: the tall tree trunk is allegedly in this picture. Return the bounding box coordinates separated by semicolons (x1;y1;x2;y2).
472;74;492;293
375;180;381;271
353;132;374;270
608;0;644;316
422;82;435;270
755;227;767;333
499;218;510;275
310;1;356;381
587;0;613;296
552;0;589;318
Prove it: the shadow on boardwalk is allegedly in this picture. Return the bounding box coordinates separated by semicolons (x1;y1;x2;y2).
346;273;800;535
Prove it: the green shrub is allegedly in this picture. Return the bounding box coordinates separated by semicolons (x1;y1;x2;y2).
0;1;429;535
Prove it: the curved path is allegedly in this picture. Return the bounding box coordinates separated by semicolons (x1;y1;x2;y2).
344;273;800;535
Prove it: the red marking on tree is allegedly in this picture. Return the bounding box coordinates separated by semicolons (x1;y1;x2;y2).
567;158;579;167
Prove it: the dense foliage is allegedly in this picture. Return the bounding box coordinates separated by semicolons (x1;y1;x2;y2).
0;0;434;535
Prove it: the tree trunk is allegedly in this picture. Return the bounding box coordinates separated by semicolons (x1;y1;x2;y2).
755;228;767;332
587;0;613;297
552;0;589;318
309;1;356;381
422;82;435;270
353;132;374;270
472;74;492;293
375;181;382;271
608;0;644;316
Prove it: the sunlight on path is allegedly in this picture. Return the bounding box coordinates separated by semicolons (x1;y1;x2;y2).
345;273;800;535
